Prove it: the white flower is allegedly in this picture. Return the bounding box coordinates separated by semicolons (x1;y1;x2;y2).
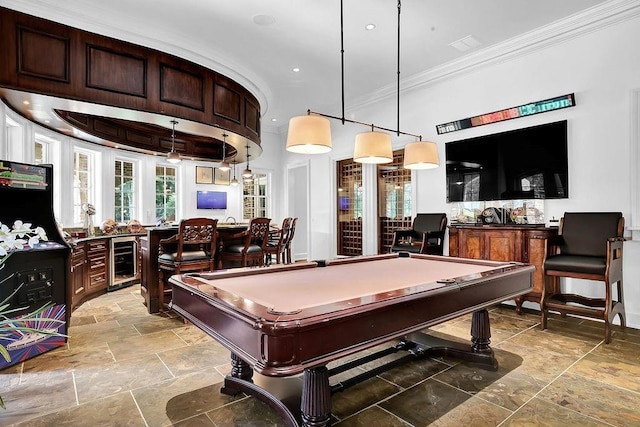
0;220;49;264
27;235;41;248
35;227;47;238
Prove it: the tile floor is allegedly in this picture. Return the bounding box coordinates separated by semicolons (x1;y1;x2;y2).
1;284;640;426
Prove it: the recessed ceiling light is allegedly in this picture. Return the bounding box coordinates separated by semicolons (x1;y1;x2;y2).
271;118;277;122
365;23;376;30
292;67;300;73
252;14;276;26
23;100;30;105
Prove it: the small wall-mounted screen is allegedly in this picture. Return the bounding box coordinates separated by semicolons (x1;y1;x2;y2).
338;196;350;211
197;191;227;209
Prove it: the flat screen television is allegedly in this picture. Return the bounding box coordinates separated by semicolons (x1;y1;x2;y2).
338;196;350;211
196;190;227;209
445;120;568;202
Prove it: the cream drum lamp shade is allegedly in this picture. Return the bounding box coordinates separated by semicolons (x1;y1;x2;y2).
286;115;333;154
353;131;393;164
403;141;439;169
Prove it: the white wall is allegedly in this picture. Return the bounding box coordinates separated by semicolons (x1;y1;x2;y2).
288;13;640;327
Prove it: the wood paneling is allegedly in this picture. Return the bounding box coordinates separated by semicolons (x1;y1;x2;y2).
87;45;146;96
0;7;261;146
214;83;241;123
160;63;204;110
17;26;69;82
245;98;260;136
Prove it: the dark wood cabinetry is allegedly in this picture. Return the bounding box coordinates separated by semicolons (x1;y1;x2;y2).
449;225;558;311
69;242;87;307
68;238;109;309
86;239;109;294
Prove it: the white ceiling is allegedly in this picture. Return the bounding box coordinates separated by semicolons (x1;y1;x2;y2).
0;0;616;132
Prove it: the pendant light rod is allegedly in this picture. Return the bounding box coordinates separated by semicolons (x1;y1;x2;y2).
340;0;345;125
305;109;422;140
397;0;401;137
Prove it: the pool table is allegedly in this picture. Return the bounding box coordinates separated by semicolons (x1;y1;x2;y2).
169;253;534;426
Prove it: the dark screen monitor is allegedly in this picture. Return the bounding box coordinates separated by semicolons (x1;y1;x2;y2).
197;191;227;209
445;120;568;202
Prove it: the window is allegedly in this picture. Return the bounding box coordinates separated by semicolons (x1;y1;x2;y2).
243;173;268;219
115;159;136;222
155;165;176;222
73;150;94;226
34;141;47;164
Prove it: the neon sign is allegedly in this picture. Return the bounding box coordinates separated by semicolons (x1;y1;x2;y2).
436;93;575;135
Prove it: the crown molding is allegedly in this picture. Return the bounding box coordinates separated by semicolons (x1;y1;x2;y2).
347;0;640;113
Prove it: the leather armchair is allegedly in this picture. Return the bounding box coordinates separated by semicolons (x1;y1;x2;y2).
390;213;447;255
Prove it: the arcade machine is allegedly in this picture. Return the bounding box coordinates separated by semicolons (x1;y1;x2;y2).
0;160;69;369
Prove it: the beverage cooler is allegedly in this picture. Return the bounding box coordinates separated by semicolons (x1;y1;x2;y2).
0;160;69;369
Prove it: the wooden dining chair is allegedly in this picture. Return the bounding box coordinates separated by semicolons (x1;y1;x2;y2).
218;217;272;268
284;217;298;264
264;217;292;265
157;218;218;309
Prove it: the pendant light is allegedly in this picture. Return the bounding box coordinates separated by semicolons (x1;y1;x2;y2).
403;140;439;169
354;125;393;164
286;113;332;154
285;1;437;169
219;133;231;171
242;144;253;179
230;160;239;186
166;119;181;164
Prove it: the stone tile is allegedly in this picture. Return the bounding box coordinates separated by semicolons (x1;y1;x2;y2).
503;397;610;426
171;324;215;346
503;326;595;358
538;371;640;426
494;340;582;383
380;378;499;426
132;315;187;335
21;342;114;373
67;320;141;351
206;397;286;426
332;376;402;420
543;317;609;344
173;413;216;426
12;391;145;427
107;329;187;361
74;353;173;403
0;369;76;425
158;340;231;377
569;353;640;393
590;337;640;365
432;348;545;411
335;405;411;426
377;357;452;389
430;395;513;427
133;370;238;426
69;314;97;327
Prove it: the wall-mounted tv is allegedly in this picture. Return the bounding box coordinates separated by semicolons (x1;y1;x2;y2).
196;191;227;209
445;120;568;202
338;196;350;211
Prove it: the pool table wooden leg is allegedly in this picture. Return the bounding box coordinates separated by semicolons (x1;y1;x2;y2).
301;366;332;427
221;353;253;395
471;308;492;354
